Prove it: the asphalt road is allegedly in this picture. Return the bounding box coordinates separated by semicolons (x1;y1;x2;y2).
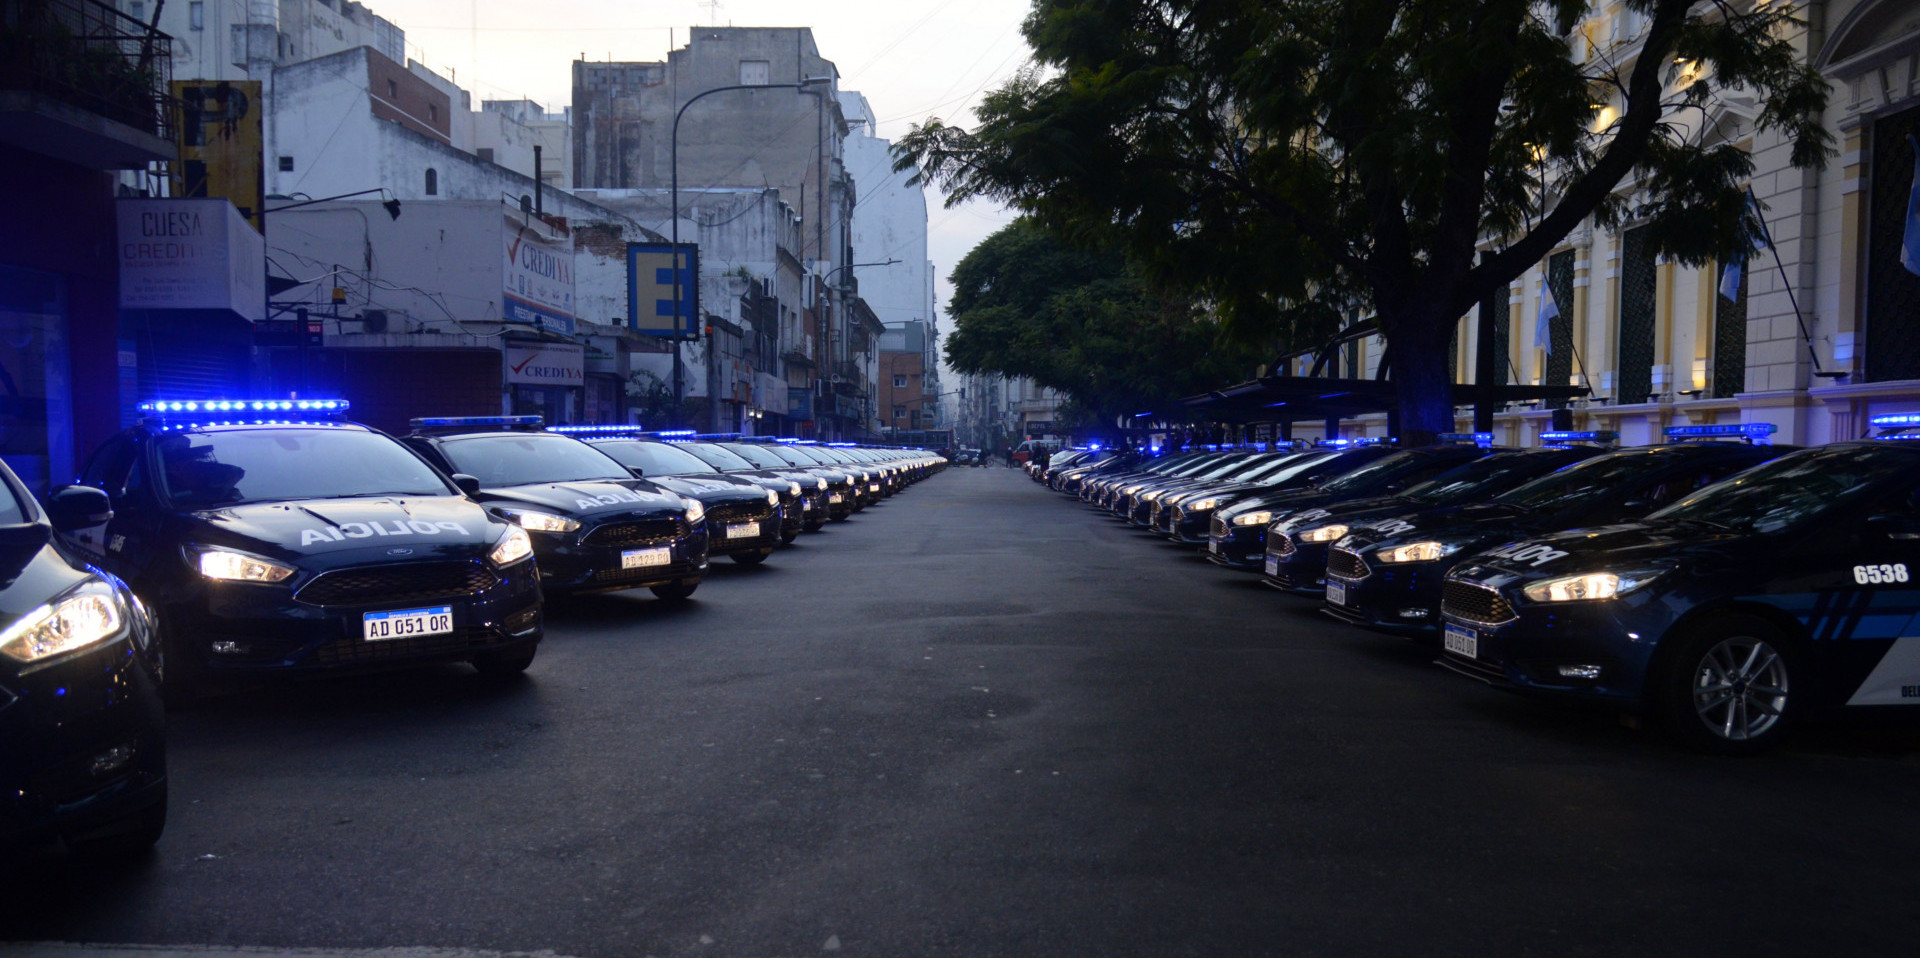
7;466;1920;957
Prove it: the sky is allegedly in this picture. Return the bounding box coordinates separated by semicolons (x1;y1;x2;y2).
369;0;1035;361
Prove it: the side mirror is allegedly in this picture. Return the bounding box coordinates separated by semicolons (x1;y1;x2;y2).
450;473;483;497
1867;514;1920;541
45;485;112;532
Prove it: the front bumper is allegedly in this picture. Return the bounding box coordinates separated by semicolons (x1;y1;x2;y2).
1321;559;1449;638
1436;582;1664;705
1259;538;1333;594
537;517;711;594
1205;521;1267;567
0;635;167;853
172;556;544;673
702;503;782;557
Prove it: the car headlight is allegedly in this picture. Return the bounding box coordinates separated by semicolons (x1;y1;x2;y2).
1374;541;1461;563
489;525;533;567
493;506;581;533
685;498;705;524
1122;484;1144;495
1232;511;1273;527
815;478;828;491
1142;491;1163;502
1299;524;1349;543
788;481;803;497
197;548;296;582
1521;570;1664;603
765;489;780;507
1186;498;1221;512
0;582;128;667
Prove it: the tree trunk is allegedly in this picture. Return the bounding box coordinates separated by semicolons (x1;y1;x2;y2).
1383;310;1456;447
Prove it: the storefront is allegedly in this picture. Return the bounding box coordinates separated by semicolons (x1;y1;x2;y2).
506;338;585;423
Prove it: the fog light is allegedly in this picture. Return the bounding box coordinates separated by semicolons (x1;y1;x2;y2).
1398;608;1430;619
90;743;133;776
1558;664;1603;680
506;607;541;634
211;640;248;655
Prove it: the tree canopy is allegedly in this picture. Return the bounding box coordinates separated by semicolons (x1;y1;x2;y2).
898;0;1831;440
944;218;1264;425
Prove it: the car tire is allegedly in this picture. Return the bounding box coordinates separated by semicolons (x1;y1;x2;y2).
650;581;698;601
68;791;167;861
1654;614;1800;755
730;551;769;566
471;647;537;678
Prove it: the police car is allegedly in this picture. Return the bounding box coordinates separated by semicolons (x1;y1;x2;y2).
57;400;543;696
1;457;167;859
554;428;786;564
1244;445;1599;578
400;417;709;600
1324;431;1785;639
1439;424;1920;753
726;440;863;521
681;439;834;532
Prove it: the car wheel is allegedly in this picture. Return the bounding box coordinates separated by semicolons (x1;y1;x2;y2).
1655;615;1798;755
68;791;167;861
730;551;769;566
471;647;537;678
650;581;698;601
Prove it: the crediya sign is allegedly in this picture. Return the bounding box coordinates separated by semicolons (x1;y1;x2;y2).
503;214;576;335
504;341;584;386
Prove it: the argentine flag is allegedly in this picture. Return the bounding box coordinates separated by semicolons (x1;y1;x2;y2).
1903;136;1920;277
1534;273;1560;353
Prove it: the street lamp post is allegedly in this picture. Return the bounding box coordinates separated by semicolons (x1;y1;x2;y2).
670;76;833;429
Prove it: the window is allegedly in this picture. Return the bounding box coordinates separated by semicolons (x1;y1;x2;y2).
277;156;293;172
424;168;437;195
128;1;143;21
893;375;907;388
189;1;203;29
893;406;906;419
427;104;438;123
386;79;398;99
477;147;494;164
740;60;771;85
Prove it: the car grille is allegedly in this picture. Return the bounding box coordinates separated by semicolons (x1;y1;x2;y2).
308;626;506;667
297;562;499;607
583;518;685;546
1442;580;1518;626
1326;547;1370;580
707;502;772;524
1211;515;1229;536
1268;533;1296;557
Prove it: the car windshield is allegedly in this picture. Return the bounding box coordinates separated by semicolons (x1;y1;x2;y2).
764;444;826;468
1490;448;1661;512
595;441;718;476
434;434;631;486
717;443;790;469
1316;451;1433;494
1182;455;1259;481
1651;445;1913;534
157;427;451;508
1402;452;1560;505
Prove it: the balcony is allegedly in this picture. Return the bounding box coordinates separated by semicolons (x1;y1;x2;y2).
0;0;176;169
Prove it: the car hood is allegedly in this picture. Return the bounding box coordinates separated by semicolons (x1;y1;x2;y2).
0;526;94;628
648;474;772;503
479;479;687;520
1453;519;1731;582
1330;502;1538;553
181;495;505;564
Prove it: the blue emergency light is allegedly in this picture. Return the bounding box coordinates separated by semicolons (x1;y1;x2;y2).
1539;430;1619;443
138;398;350;419
694;433;743;441
409;415;544;431
1439;432;1495;448
827;442;857;447
1664;423;1776;443
1869;413;1920;428
549;424;645;436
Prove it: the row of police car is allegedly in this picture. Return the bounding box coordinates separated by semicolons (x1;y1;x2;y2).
2;399;943;861
1033;418;1920;756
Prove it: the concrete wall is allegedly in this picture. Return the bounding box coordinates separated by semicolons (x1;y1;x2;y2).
839;92;934;333
146;0;404;84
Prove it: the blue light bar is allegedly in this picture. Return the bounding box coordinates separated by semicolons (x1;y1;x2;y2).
1664;423;1777;442
1872;431;1920;441
1539;430;1619;443
138;398;350;419
653;429;697;437
827;442;857;447
549;424;645;436
1439;432;1494;446
694;433;743;441
410;415;544;430
1869;413;1920;428
1134;411;1154;418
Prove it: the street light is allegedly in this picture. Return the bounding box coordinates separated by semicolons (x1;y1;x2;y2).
266;188;402;220
670;75;834;429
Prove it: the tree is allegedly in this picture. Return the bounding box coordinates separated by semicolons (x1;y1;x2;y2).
896;0;1830;441
944;218;1264;426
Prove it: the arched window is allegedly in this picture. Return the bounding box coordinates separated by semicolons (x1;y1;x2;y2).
424;168;438;196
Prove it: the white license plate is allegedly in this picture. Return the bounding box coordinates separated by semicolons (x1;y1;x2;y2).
363;605;452;642
726;521;760;539
622;547;671;569
1209;538;1221;554
1326;581;1346;606
869;483;880;492
802;499;812;510
1444;624;1479;659
830;494;844;503
1265;555;1279;576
